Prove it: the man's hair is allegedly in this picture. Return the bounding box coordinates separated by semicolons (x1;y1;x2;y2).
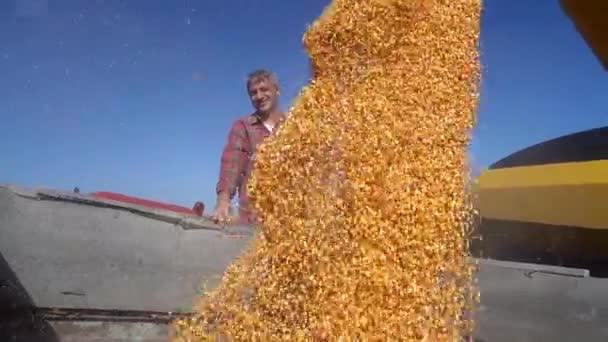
246;69;278;90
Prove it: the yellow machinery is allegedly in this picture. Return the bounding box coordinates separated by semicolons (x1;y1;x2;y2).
472;0;607;275
472;128;608;273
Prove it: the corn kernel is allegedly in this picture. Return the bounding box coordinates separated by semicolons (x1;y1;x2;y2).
171;0;481;340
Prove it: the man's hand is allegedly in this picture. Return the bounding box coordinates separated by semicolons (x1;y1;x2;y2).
211;195;231;225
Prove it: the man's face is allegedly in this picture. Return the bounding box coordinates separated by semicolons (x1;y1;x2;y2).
248;78;279;114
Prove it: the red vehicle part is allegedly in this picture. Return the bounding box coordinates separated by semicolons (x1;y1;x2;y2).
89;192;203;217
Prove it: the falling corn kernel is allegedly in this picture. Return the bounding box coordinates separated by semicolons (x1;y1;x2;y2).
171;0;481;340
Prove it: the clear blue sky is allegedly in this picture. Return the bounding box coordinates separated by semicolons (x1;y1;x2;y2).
1;0;606;209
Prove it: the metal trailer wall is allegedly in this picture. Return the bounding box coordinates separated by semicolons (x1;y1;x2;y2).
2;185;608;341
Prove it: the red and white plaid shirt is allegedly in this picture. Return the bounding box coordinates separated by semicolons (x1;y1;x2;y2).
216;112;285;224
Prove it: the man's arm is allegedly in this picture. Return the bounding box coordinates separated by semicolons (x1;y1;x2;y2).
215;120;249;205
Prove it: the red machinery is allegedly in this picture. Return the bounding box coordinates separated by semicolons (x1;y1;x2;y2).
89;191;204;217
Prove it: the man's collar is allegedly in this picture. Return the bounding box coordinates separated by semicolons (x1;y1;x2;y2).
248;112;286;125
247;113;260;124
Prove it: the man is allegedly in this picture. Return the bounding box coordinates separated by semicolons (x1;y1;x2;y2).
211;69;286;225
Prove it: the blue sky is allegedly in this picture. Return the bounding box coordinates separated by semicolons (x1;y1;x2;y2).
0;0;606;209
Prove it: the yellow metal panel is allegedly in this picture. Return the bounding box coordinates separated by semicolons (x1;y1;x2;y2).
475;160;608;229
477;160;608;189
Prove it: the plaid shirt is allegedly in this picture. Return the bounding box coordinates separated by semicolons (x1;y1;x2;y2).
216;113;285;224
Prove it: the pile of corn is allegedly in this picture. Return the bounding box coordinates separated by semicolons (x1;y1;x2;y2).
172;0;481;340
